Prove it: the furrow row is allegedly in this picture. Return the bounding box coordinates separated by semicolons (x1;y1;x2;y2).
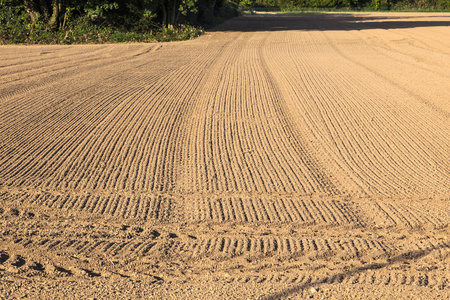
0;50;137;101
11;237;158;257
0;44;108;67
0;44;160;73
319;23;450;150
217;272;449;289
184;197;358;225
0;44;173;101
185;237;392;258
0;60;178;148
5;191;172;221
183;32;338;196
9;234;392;260
262;27;449;198
359;201;449;229
0;46;218;192
3;187;447;229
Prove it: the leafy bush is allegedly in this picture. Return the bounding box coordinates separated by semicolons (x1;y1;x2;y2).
1;0;237;44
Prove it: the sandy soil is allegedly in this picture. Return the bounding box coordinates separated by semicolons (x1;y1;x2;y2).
0;12;449;299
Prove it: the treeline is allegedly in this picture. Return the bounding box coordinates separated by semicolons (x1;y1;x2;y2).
1;0;448;44
0;0;239;43
242;0;450;10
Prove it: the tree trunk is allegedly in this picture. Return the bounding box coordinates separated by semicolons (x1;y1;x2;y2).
161;0;168;27
49;0;63;27
210;0;216;21
169;0;178;26
24;0;40;23
39;0;50;20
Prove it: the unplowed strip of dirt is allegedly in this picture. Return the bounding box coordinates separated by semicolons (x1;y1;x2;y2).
1;12;449;299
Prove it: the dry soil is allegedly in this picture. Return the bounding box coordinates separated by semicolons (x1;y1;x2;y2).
0;12;449;299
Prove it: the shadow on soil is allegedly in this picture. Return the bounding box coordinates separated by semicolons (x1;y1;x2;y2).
261;244;449;300
211;13;450;32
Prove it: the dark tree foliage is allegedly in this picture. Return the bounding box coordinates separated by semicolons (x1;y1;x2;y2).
0;0;235;29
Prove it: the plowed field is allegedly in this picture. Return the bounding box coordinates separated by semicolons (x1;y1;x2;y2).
1;12;449;299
